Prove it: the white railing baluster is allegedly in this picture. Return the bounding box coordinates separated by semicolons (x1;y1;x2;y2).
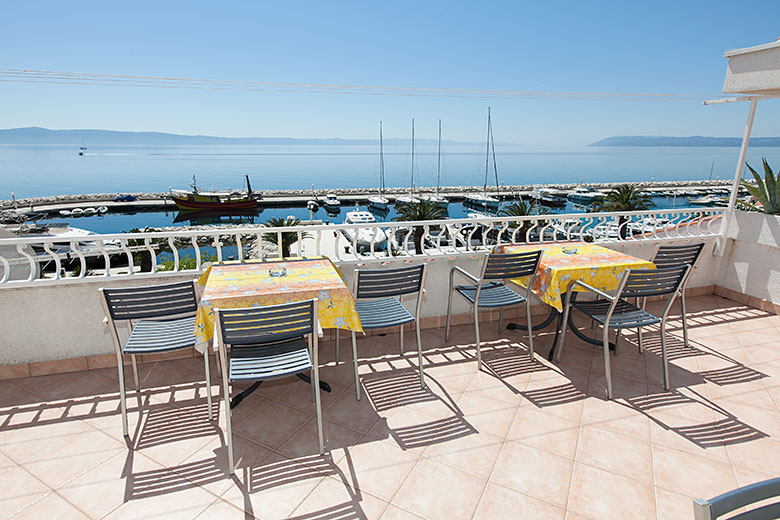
70;241;86;279
16;244;36;282
95;241;111;277
42;243;61;280
167;237;179;272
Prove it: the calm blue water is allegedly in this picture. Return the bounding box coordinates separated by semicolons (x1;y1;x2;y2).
3;143;779;198
3;143;776;233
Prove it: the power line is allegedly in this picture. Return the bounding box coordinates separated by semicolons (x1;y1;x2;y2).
0;68;726;103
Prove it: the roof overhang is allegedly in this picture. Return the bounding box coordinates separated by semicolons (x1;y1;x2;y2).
723;40;780;96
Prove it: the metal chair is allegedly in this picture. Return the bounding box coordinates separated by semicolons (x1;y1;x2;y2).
693;477;780;519
652;242;705;349
445;250;543;370
99;280;212;438
342;263;427;401
557;265;690;399
214;299;323;474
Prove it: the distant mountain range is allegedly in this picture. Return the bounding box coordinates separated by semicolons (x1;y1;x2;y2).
0;127;481;146
591;136;780;147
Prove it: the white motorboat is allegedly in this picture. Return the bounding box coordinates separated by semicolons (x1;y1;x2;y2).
341;209;388;250
59;210;71;217
307;200;319;211
629;217;674;234
369;122;390;211
82;207;97;216
530;188;568;207
71;208;84;217
464;192;500;211
97;206;108;215
567;187;607;204
323;193;341;211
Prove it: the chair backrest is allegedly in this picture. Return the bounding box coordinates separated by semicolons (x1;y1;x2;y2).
216;299;316;345
355;264;425;299
693;477;780;520
620;265;690;299
483;250;543;281
101;280;198;321
653;243;705;269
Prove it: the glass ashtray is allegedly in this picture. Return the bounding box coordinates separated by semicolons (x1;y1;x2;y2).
562;247;579;255
269;267;287;277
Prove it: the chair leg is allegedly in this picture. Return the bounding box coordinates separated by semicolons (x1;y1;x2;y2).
116;349;129;438
312;359;324;455
203;351;213;422
415;320;425;389
525;299;534;361
351;331;361;401
636;297;643;353
603;326;613;400
498;307;503;333
335;330;340;365
219;350;234;475
445;287;454;341
680;292;689;349
661;319;670;391
474;304;482;370
614;329;622;356
399;325;404;355
131;354;140;391
556;303;572;364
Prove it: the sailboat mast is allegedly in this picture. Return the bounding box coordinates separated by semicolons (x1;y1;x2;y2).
411;118;415;194
490;117;499;194
484;108;491;194
437;119;442;196
379;122;385;195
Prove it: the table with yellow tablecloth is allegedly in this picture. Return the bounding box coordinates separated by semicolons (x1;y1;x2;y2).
493;242;655;360
494;242;656;311
194;257;363;347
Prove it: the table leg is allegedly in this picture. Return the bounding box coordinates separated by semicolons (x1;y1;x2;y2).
506;305;558;332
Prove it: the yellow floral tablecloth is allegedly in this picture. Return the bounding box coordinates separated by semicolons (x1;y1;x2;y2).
194;257;363;346
493;242;655;311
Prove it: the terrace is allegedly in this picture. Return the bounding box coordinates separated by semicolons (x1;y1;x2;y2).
2;42;780;519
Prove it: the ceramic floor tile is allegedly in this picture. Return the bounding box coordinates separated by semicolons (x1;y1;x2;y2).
574;425;652;482
567;463;655;520
391;457;486;520
333;437;419;502
8;491;89;520
0;466;51;520
473;482;565;520
652;444;738;499
489;441;573;507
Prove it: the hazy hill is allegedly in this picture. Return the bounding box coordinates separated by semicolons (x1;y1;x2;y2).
0;127;479;146
591;135;780;147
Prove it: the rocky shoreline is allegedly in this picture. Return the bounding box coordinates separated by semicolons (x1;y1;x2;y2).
0;179;733;209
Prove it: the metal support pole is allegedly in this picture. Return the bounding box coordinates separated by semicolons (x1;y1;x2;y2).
718;99;758;254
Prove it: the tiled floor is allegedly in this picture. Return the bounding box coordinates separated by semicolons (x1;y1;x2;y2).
2;294;780;519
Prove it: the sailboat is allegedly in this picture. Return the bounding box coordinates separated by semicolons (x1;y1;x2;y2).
464;108;501;212
419;119;449;208
395;118;421;206
368;122;389;210
78;141;87;156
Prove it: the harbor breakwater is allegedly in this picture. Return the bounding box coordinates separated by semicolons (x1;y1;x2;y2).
0;179;734;213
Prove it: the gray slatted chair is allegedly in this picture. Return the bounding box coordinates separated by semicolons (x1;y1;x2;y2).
214;299;323;474
652;242;705;349
557;264;691;399
99;280;212;438
693;477;780;519
445;250;543;370
343;263;427;401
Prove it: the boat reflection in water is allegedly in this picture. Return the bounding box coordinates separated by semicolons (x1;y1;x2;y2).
173;209;261;226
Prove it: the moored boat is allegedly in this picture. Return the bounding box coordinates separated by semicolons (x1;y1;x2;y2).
368;122;390;211
170;175;260;211
341;209;388;250
531;187;568;207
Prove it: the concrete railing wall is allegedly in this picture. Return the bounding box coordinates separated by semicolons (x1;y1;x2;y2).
0;236;720;367
717;211;780;312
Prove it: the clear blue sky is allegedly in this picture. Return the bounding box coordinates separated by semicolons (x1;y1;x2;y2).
2;0;780;146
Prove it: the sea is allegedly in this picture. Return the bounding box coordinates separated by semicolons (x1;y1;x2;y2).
2;143;778;234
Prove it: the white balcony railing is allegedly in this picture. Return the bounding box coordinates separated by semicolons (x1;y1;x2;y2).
0;208;723;286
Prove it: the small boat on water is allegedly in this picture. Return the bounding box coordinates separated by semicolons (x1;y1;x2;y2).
59;210;71;217
341;209;388;250
531;187;568;207
567;187;607;205
323;193;341;211
82;207;97;216
689;195;727;207
71;208;84;217
78;142;87;156
368;122;390;211
170;175;260;211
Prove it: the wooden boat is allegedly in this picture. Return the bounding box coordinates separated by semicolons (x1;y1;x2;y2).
170;175;260;211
